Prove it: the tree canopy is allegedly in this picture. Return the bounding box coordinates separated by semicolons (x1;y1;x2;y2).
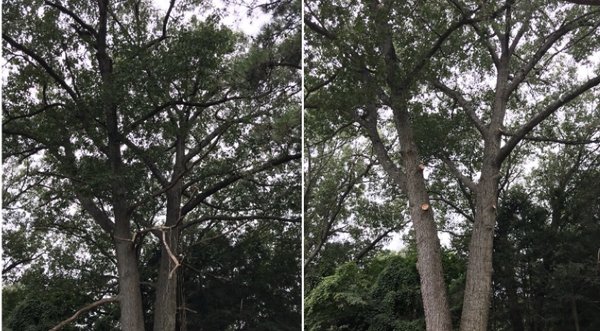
2;0;301;330
304;0;599;330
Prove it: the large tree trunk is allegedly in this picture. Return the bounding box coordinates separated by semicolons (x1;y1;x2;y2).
153;194;181;331
154;136;184;331
394;108;453;331
460;173;499;331
114;232;146;331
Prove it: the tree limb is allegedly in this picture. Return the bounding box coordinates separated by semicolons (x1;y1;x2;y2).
181;153;300;215
508;10;600;94
44;1;98;37
439;154;477;191
498;74;600;163
2;33;79;103
182;214;300;230
431;79;488;137
49;296;119;331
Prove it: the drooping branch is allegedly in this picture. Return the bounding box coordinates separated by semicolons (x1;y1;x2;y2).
498;74;600;163
49;296;119;331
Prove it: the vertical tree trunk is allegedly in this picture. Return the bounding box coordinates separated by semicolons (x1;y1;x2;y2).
505;277;525;331
114;233;146;331
152;197;181;331
154;136;184;331
394;108;453;331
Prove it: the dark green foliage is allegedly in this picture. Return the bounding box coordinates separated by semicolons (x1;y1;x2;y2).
181;224;300;330
306;250;465;331
489;148;600;331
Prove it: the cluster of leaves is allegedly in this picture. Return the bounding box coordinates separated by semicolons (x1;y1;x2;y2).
306;249;465;331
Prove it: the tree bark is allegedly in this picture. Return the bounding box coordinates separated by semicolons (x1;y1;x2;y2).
357;103;453;331
394;108;454;331
153;136;184;331
459;170;499;331
97;1;146;329
153;193;181;331
114;233;146;331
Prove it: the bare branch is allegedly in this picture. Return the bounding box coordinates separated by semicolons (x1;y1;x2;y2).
49;296;119;331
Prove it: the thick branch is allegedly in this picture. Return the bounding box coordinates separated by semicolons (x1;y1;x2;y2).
498;74;600;163
353;106;407;191
181;153;300;215
2;34;79;103
75;192;115;234
439;155;477;191
44;1;98;37
304;16;335;39
431;79;488;137
49;296;119;331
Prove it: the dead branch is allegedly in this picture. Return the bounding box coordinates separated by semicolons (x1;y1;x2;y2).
49;296;118;331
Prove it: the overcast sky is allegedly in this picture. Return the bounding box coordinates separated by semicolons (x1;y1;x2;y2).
153;0;271;36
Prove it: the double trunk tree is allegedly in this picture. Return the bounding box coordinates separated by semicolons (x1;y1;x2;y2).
3;0;300;330
305;0;599;330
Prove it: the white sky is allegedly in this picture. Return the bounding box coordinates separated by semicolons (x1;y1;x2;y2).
153;0;271;36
